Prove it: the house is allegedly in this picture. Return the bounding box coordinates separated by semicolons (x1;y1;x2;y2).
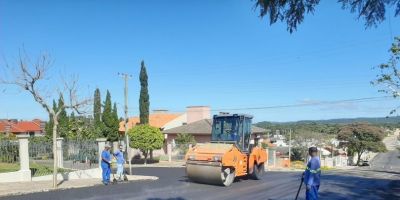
270;134;288;147
163;118;268;146
118;106;212;158
119;106;212;133
0;119;45;137
119;110;183;132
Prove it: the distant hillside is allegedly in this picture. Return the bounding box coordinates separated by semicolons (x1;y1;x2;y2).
257;116;400;126
255;116;400;135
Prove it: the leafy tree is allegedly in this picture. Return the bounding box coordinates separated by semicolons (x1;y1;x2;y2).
128;125;163;164
67;115;97;139
93;88;102;126
175;133;197;155
337;123;387;165
102;90;119;141
372;37;400;114
291;146;305;161
254;0;400;33
139;60;150;124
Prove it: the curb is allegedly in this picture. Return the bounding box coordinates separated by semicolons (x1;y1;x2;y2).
0;175;158;198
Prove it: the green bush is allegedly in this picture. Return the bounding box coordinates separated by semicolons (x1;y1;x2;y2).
128;125;163;164
175;133;196;155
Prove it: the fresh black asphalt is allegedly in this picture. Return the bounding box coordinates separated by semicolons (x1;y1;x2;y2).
2;150;399;200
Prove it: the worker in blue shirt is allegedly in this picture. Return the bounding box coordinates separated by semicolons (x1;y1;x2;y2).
101;144;111;185
304;147;321;200
113;145;125;180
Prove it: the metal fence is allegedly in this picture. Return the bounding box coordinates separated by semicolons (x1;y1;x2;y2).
29;140;54;177
0;140;19;164
170;143;192;161
0;140;19;173
63;139;98;170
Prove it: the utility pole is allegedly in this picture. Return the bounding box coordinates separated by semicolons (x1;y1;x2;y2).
118;72;133;175
289;129;292;168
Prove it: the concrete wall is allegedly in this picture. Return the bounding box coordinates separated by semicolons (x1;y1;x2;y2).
0;170;31;183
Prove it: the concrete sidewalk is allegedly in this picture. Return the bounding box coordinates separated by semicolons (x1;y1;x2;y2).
0;175;158;197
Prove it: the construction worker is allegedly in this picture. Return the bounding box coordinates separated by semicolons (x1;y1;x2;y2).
113;145;125;180
304;147;321;200
101;144;111;185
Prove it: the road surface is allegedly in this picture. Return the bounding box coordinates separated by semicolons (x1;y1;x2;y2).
2;154;399;200
3;132;399;200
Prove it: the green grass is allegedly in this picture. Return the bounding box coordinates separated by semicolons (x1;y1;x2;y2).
291;160;306;169
0;162;19;173
320;166;334;171
30;162;73;177
0;162;74;176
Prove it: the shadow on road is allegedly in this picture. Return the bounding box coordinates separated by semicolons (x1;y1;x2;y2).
359;169;400;175
320;173;400;200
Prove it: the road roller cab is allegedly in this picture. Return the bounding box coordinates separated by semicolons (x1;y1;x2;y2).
185;113;267;186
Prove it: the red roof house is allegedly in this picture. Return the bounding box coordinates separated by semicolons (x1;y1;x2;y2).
0;119;45;137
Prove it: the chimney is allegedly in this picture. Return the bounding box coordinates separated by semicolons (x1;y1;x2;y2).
186;106;211;124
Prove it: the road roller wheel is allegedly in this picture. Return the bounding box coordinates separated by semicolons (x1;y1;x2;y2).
250;163;265;180
221;167;235;186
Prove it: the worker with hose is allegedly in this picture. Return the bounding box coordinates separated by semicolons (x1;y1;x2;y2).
303;147;321;200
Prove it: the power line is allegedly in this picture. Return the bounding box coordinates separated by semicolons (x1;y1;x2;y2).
167;96;393;113
149;37;389;77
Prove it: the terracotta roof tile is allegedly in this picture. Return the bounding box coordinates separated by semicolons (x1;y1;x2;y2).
0;120;42;133
119;113;181;132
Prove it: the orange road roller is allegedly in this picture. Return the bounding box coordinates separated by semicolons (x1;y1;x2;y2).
185;113;267;186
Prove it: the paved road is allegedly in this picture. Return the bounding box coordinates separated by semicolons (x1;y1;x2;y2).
367;149;400;172
3;163;399;200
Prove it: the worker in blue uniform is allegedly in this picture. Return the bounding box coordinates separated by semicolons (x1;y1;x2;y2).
113;145;125;180
101;144;111;185
304;147;321;200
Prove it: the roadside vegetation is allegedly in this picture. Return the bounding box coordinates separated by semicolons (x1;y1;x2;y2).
128;125;163;165
175;133;197;155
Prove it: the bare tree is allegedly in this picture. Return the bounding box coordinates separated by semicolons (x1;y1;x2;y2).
0;49;91;188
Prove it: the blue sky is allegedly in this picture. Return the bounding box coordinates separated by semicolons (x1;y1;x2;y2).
0;0;400;122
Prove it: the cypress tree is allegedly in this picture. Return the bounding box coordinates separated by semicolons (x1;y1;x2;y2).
112;103;120;141
45;100;57;140
57;94;69;138
139;60;150;124
103;90;119;141
102;90;112;138
93;88;102;126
